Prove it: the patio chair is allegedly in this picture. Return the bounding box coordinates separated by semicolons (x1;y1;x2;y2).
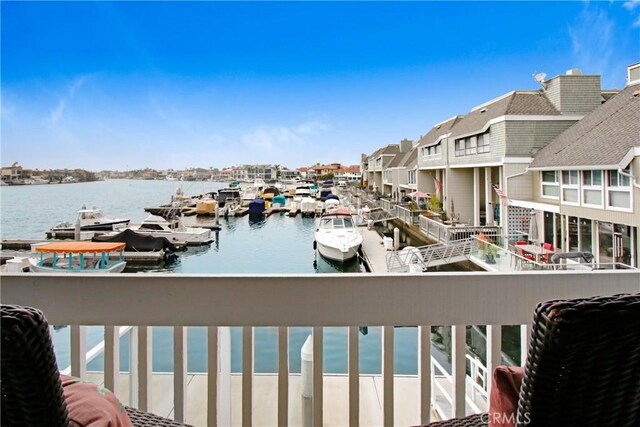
424;293;640;426
0;304;192;427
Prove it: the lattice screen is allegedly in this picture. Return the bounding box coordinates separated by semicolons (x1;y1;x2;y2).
507;205;532;236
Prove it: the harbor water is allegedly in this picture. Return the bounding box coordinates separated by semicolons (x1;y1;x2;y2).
0;180;456;375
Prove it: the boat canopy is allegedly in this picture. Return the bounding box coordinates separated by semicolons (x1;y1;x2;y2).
35;242;126;253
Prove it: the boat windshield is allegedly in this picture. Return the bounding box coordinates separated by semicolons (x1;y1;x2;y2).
321;217;354;229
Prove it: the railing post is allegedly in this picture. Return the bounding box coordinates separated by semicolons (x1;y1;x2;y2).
242;327;254;427
348;326;360;427
419;325;432;424
129;326;139;408
520;324;530;366
207;326;218;427
382;325;394;427
174;326;188;423
486;325;501;396
452;325;466;419
312;327;324;427
278;327;289;427
137;326;152;412
104;325;120;396
70;325;86;379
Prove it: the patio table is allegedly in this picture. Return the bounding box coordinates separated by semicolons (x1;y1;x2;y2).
519;244;555;263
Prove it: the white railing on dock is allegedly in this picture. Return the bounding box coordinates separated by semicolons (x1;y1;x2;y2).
419;216;502;244
2;272;639;426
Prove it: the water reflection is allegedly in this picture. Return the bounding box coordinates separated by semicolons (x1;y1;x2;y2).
248;214;266;229
314;252;364;273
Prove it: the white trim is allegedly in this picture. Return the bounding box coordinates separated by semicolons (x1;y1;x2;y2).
503;157;534;164
433;115;463;128
450;162;502;169
530;164;622;171
418;166;446;171
619;147;638;170
470;91;516;112
509;198;560;213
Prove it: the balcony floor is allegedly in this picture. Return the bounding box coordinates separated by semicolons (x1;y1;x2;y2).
86;372;448;426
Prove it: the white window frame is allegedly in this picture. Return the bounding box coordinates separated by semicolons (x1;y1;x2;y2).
581;170;603;208
561;170;580;205
465;136;477;155
383;170;392;183
407;170;416;185
606;169;633;211
477;132;491;154
455;139;465;157
540;171;560;200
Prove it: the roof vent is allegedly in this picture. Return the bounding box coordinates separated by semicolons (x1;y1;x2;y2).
480;108;487;113
566;68;582;76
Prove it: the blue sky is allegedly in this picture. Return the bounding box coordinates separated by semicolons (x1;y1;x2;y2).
2;1;639;171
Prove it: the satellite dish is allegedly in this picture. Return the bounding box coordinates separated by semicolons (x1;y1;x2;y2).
533;72;546;83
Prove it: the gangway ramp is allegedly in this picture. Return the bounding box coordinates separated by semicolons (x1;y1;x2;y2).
386;238;473;272
367;208;397;224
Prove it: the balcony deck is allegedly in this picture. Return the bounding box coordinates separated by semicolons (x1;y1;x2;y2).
2;271;639;426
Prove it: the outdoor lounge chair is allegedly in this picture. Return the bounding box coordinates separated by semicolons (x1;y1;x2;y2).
0;304;192;427
424;293;640;426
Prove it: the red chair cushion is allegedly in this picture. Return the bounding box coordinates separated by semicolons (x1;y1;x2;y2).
488;366;525;427
61;375;133;427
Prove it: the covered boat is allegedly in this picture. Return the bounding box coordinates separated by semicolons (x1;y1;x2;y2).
112;215;212;245
249;199;265;215
300;197;317;217
314;208;363;262
29;242;127;273
93;229;178;252
272;194;287;207
262;186;280;200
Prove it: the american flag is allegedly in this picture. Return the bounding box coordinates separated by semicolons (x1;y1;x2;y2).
492;184;509;205
434;176;442;194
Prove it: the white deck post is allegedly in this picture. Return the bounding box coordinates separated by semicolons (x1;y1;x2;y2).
104;325;120;395
452;325;466;418
419;325;432;425
242;327;254;427
70;325;86;379
486;325;501;396
382;325;394;427
348;326;360;427
174;326;188;423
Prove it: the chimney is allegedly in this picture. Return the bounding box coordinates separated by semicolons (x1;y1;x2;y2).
399;138;413;153
544;68;601;115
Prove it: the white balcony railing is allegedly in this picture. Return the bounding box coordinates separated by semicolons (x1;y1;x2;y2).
2;272;639;426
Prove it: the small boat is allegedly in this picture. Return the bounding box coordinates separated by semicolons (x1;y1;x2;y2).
249;199;266;215
93;229;178;252
48;207;130;232
262;186;280;200
293;185;311;203
300;197;317;217
28;242;127;273
324;197;340;212
113;215;212;245
217;188;242;208
314;208;363;262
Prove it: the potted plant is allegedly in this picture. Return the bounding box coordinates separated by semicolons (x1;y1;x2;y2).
477;232;497;264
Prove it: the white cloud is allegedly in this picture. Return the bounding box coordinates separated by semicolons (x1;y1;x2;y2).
623;0;640;11
49;75;89;124
568;5;614;75
242;120;330;151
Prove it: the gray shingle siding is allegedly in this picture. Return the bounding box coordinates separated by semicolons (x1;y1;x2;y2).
505;120;578;157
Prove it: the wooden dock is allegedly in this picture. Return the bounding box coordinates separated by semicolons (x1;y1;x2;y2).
359;228;389;273
85;372;443;426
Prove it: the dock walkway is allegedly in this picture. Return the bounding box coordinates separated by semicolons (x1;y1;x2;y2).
359;227;389;273
86;372;446;426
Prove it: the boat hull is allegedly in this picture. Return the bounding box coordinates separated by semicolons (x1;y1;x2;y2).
316;241;360;262
50;219;130;232
28;258;127;273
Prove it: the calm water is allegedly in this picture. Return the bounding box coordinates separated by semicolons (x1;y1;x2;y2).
0;180;452;374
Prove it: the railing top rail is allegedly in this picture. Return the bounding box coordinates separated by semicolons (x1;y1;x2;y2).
2;272;638;327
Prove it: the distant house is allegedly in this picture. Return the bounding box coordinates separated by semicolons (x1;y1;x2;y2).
1;162;24;183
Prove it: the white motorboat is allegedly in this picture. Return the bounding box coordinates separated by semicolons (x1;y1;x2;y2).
114;215;212;245
49;207;130;232
28;242;127;273
314;208;363;262
293;185;311;203
300;196;317;217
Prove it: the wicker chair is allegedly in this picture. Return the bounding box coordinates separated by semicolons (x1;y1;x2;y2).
1;304;192;427
425;293;640;427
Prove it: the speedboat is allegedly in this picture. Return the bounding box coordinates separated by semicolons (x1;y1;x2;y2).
293;185;311;203
314;208;363;262
113;215;212;245
48;207;130;232
29;242;127;273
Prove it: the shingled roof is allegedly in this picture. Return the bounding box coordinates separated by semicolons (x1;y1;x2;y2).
417;115;464;148
530;83;640;169
400;146;418;168
450;91;561;138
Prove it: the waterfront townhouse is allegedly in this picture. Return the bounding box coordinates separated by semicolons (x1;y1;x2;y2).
526;63;640;268
416;115;464;205
381;139;415;200
444;69;605;230
363;141;404;192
